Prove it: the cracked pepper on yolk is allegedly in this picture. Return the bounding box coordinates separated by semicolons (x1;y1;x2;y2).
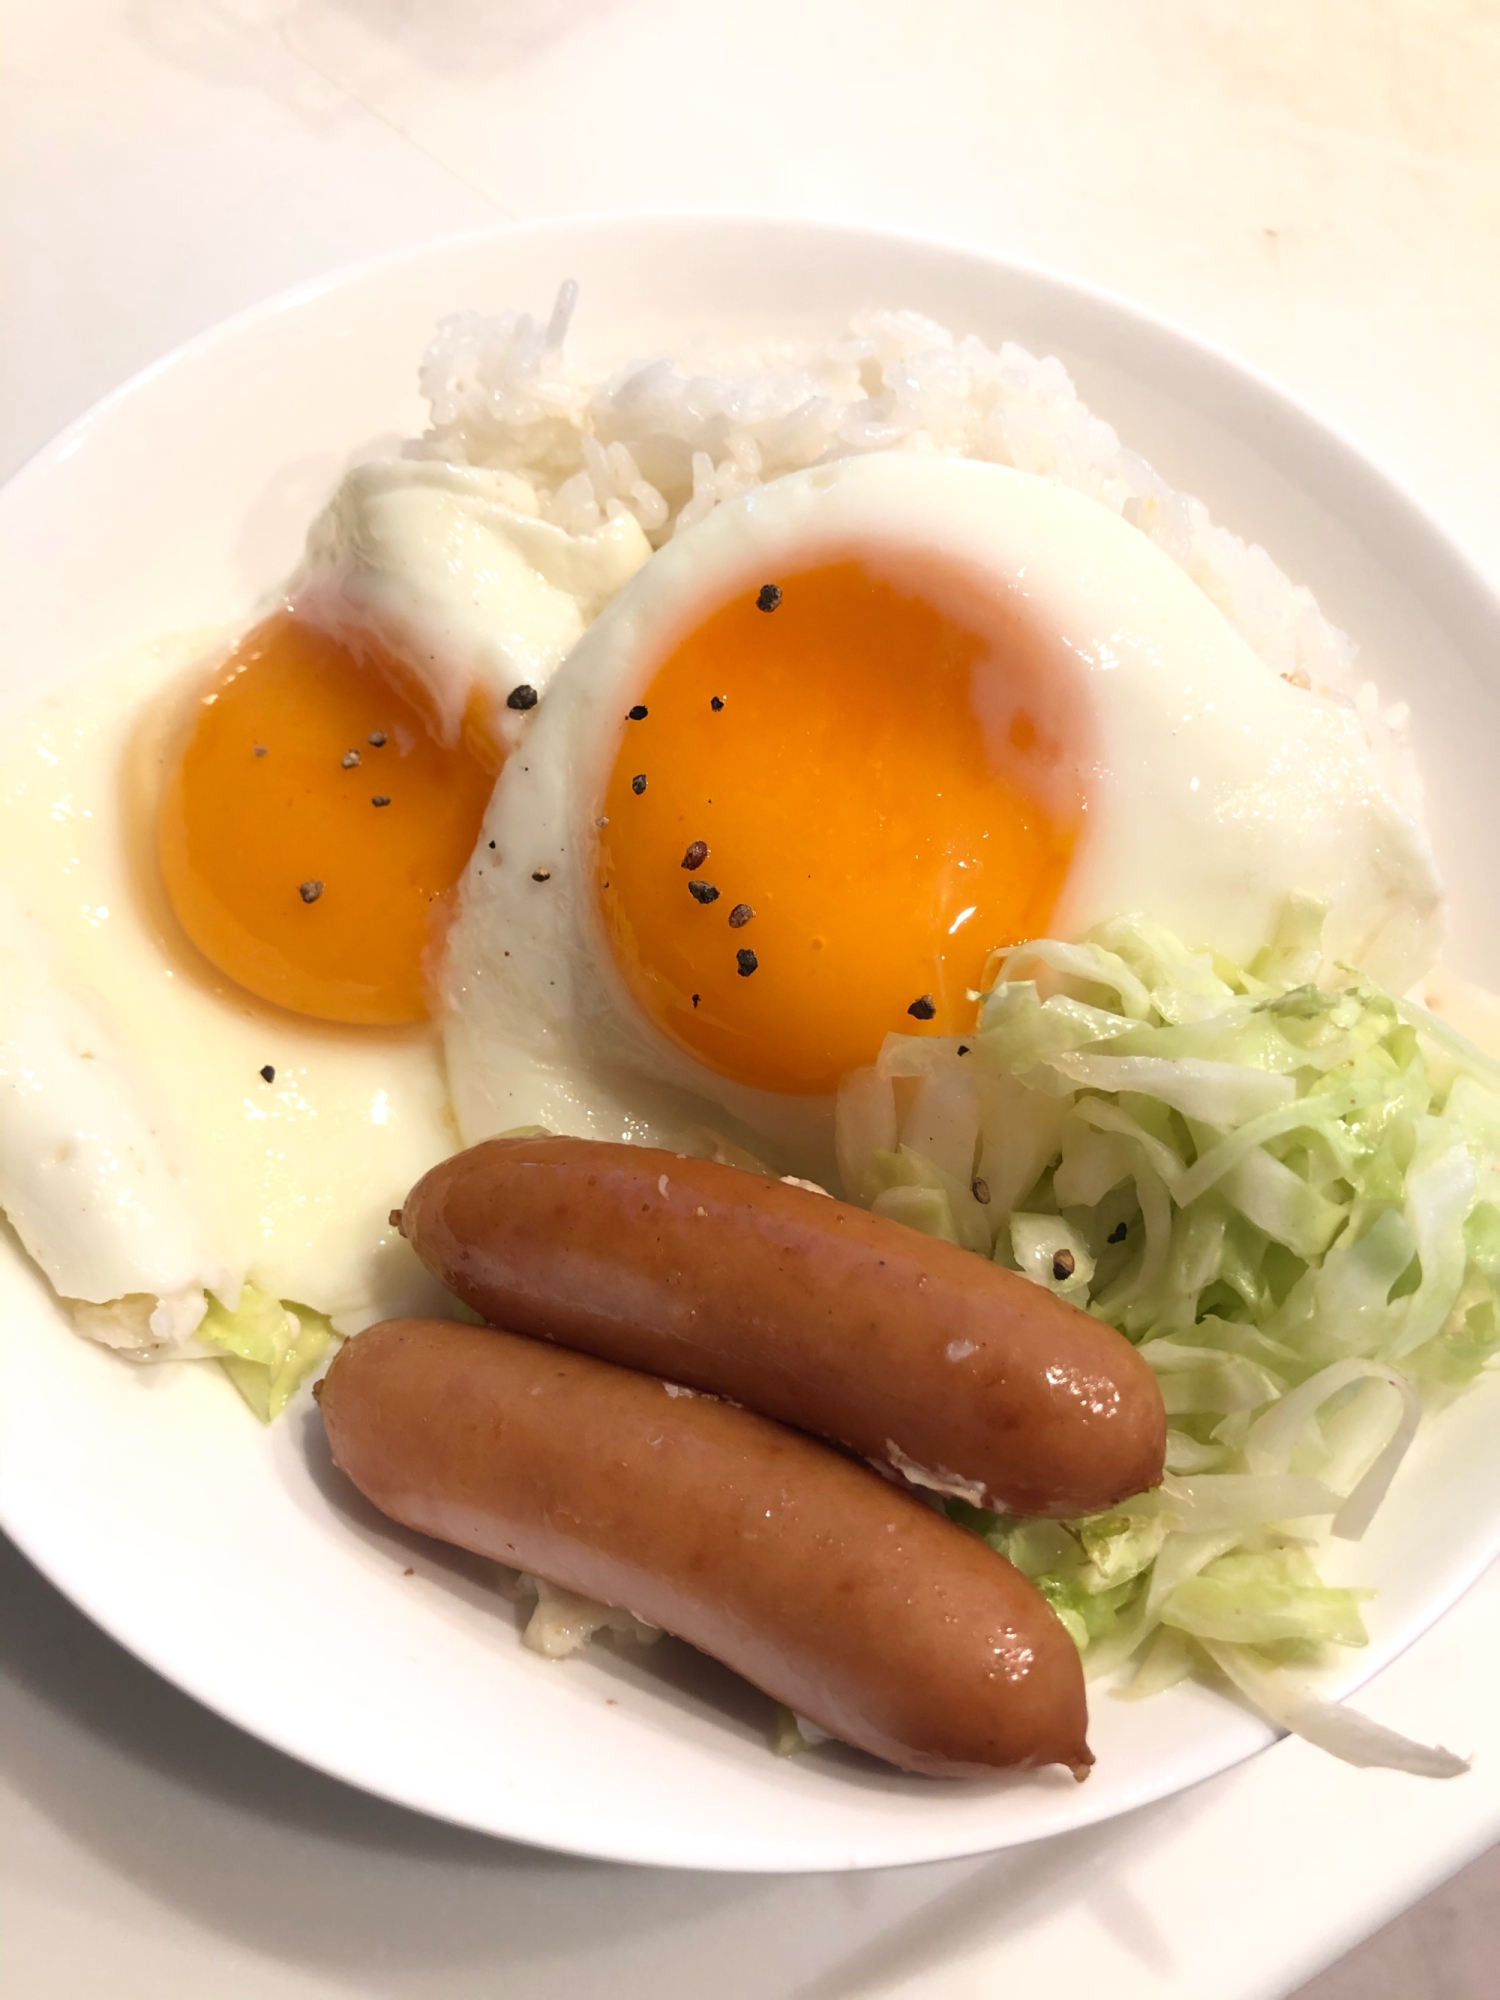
158;611;502;1025
596;552;1092;1096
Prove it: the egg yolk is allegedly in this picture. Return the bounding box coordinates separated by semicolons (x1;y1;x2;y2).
158;611;502;1025
597;553;1092;1095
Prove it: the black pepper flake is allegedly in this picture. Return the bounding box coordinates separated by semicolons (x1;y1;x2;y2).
691;993;701;1008
907;994;937;1021
1108;1220;1129;1244
971;1176;991;1205
368;730;387;747
756;583;782;612
728;903;754;929
488;840;496;850
710;695;726;711
507;684;538;712
627;704;649;721
631;773;647;795
688;881;720;905
253;744;267;757
372;794;391;807
259;1064;275;1083
736;948;759;977
341;749;361;769
1051;1249;1077;1282
298;880;323;905
532;868;552;882
957;1044;971;1056
681;840;709;870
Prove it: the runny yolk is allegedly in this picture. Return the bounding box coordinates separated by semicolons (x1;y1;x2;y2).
158;610;502;1025
596;552;1093;1096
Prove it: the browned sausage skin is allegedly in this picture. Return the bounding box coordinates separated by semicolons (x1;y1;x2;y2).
320;1317;1092;1779
398;1136;1165;1518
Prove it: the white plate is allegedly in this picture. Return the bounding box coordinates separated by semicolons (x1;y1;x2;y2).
3;217;1499;1874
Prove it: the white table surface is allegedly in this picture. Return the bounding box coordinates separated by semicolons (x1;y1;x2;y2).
3;4;1498;1995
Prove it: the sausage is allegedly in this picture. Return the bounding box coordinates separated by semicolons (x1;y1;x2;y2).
319;1316;1092;1778
398;1137;1164;1518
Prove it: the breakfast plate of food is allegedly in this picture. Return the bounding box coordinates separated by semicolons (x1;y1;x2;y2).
2;215;1499;1871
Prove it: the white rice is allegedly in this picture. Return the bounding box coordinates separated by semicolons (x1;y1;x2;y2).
412;283;1419;818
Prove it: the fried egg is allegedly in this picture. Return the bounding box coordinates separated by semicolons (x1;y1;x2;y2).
444;453;1442;1168
0;636;456;1345
0;463;650;1349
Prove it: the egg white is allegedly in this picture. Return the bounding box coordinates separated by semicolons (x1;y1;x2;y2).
443;453;1442;1175
0;886;233;1342
294;459;651;742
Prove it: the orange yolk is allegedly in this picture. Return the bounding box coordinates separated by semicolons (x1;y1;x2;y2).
158;611;502;1025
597;553;1092;1095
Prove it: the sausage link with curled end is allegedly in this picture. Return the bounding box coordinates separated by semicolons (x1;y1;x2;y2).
318;1316;1093;1779
397;1136;1165;1518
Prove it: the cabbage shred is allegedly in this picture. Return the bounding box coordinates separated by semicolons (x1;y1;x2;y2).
836;899;1494;1773
197;1284;335;1422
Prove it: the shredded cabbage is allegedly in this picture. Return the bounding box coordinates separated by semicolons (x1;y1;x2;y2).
837;900;1494;1775
198;1284;336;1422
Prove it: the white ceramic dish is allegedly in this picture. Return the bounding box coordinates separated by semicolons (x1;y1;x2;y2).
2;217;1499;1874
